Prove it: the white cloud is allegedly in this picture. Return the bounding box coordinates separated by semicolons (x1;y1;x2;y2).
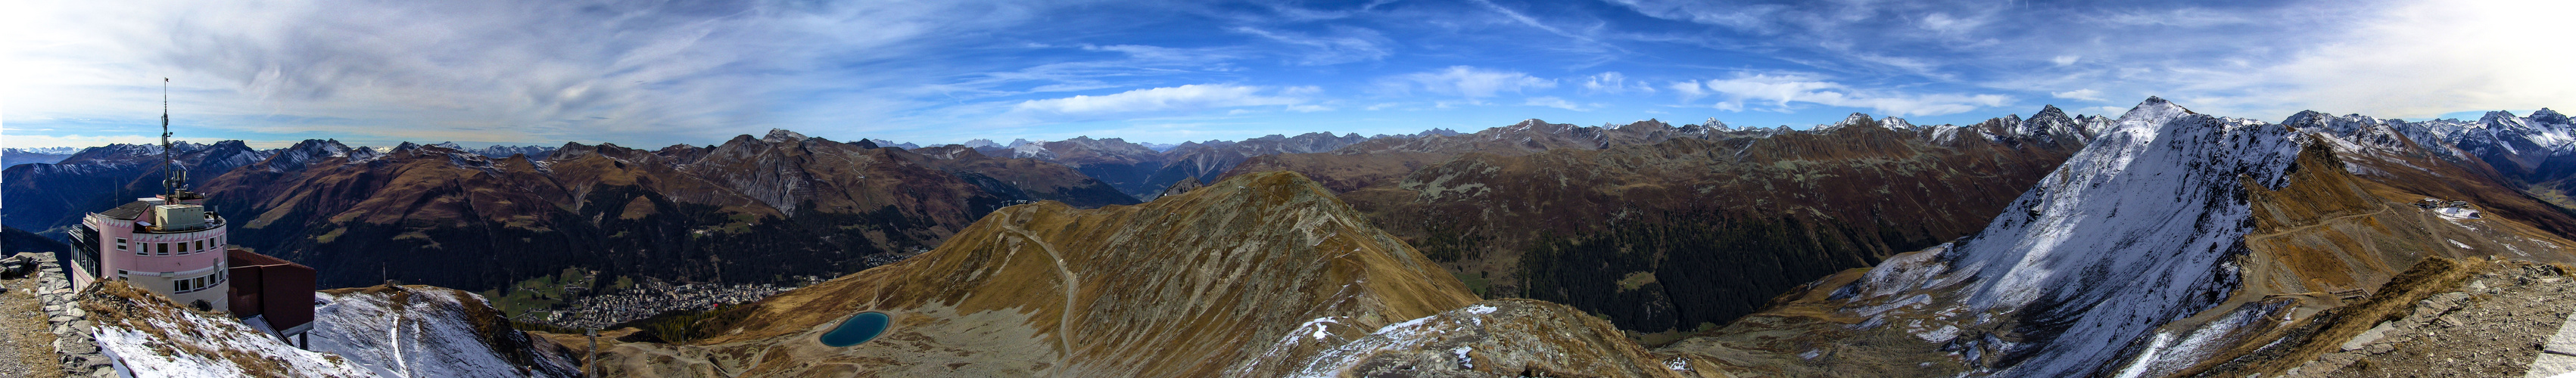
1602;0;1787;33
2;0;1064;146
1522;97;1600;111
1669;80;1709;104
2052;89;2105;102
2052;55;2080;66
1918;12;1989;34
1385;66;1556;98
2222;0;2576;119
1231;26;1393;66
1702;73;2011;116
1011;84;1307;119
1581;72;1652;94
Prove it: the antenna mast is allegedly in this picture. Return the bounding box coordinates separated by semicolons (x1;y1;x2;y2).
160;78;186;198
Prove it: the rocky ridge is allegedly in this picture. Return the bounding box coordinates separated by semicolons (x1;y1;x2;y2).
1656;98;2576;376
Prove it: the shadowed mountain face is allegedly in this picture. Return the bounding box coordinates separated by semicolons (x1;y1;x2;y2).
11;130;1132;293
1;226;70;256
2;141;269;234
964;132;1413;200
1227;111;2092;333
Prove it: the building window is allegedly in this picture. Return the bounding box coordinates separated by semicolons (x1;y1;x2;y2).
157;243;170;256
116;238;128;251
195;240;204;253
116;270;128;280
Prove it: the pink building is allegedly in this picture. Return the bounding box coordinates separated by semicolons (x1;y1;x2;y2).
73;194;232;311
64;83;237;312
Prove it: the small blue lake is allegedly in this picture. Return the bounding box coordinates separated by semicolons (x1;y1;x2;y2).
818;311;891;347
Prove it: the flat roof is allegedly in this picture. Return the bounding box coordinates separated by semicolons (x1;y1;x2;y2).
96;201;152;220
227;248;310;269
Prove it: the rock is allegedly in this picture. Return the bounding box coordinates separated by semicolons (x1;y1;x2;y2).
2344;322;2397;351
64;306;82;318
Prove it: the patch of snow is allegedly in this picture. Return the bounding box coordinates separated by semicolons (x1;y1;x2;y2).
1463;304;1498;314
310;288;581;378
1915;325;1962;343
93;302;376;377
1450;345;1474;369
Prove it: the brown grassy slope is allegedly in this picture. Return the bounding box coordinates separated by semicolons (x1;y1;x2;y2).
612;171;1478;377
1235;123;2075;332
2161;135;2576;376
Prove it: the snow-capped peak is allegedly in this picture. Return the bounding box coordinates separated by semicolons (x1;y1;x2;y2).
1702;117;1730;130
763;129;809;144
2114;97;2195;132
1882;116;1917;130
1836;97;2302;376
1840;113;1874;125
2532;108;2570;125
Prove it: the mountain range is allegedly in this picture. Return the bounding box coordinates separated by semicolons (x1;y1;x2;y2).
17;97;2576;376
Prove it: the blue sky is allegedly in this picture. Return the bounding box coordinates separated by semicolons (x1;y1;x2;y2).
6;0;2574;149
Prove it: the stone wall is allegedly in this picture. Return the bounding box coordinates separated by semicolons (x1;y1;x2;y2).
20;253;110;377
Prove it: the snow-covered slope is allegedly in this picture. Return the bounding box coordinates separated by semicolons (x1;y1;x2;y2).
1802;98;2305;376
1933;98;2302;375
83;282;378;377
309;286;581;378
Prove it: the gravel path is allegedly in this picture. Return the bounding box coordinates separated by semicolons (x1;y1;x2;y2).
0;274;66;378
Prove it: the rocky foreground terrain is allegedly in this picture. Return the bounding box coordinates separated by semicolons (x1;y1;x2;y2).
2280;259;2576;376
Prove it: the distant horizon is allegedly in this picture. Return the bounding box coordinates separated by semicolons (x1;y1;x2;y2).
3;101;2559;150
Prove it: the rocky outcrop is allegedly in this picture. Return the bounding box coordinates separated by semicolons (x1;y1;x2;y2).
20;253;111;377
1279;299;1703;377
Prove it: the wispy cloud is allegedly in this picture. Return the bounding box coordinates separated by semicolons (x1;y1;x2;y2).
1231;26;1393;66
1580;72;1653;94
1010;84;1311;121
2052;89;2106;102
1523;97;1602;111
1702;73;2011;116
1382;66;1556;98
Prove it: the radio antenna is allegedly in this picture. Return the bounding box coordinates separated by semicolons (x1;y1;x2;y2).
160;78;186;197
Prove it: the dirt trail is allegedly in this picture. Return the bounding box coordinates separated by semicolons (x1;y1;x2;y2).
0;274;63;378
1000;221;1082;376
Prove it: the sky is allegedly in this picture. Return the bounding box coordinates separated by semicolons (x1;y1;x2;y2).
5;0;2574;149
